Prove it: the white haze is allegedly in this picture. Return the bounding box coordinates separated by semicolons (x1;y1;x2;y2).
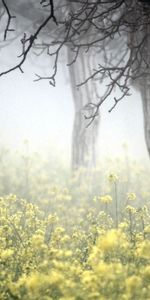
0;44;149;163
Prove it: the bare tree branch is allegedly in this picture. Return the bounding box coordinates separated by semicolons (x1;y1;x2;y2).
2;0;16;40
0;0;150;119
0;0;57;75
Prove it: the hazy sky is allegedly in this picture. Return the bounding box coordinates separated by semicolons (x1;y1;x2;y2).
0;44;149;162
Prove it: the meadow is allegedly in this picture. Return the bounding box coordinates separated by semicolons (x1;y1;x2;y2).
0;145;150;299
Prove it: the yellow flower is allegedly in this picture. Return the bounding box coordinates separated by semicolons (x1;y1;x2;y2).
47;214;58;224
142;266;150;281
144;225;150;234
119;222;129;231
92;229;129;257
98;230;119;251
100;195;112;204
1;249;14;260
31;233;44;248
81;270;97;289
127;192;136;201
126;275;142;293
125;205;136;214
93;196;97;203
26;273;41;291
60;234;70;243
108;173;118;183
137;240;150;259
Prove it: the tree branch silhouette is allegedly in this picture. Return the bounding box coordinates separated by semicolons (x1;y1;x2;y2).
0;0;150;119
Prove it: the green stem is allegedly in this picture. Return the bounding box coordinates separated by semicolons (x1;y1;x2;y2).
105;203;108;215
114;182;118;228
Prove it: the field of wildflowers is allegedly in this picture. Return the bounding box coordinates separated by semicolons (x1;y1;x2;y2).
0;147;150;299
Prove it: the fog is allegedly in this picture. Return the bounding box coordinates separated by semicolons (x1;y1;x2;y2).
0;47;148;163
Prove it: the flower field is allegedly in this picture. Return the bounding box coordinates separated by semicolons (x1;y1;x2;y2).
0;149;150;299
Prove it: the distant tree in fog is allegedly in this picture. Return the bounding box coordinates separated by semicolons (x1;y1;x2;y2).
1;0;150;168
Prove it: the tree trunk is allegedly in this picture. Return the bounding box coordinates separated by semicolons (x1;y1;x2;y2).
127;2;150;159
131;18;150;159
140;85;150;157
68;48;100;170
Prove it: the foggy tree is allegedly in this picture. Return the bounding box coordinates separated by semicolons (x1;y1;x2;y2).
68;47;100;169
1;0;150;167
0;0;101;170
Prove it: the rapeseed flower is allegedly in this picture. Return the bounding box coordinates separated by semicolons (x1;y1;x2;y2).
126;275;142;293
127;192;136;201
125;205;136;214
100;194;112;204
108;173;119;183
1;249;14;260
137;240;150;259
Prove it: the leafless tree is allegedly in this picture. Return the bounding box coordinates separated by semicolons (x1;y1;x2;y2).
1;0;150;168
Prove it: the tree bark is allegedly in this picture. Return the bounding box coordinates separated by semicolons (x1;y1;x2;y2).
68;48;100;170
131;18;150;159
140;85;150;157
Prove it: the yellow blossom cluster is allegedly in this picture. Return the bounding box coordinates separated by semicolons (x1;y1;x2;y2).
0;191;150;300
99;194;112;204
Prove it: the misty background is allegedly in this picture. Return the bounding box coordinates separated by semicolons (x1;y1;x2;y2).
0;44;148;163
